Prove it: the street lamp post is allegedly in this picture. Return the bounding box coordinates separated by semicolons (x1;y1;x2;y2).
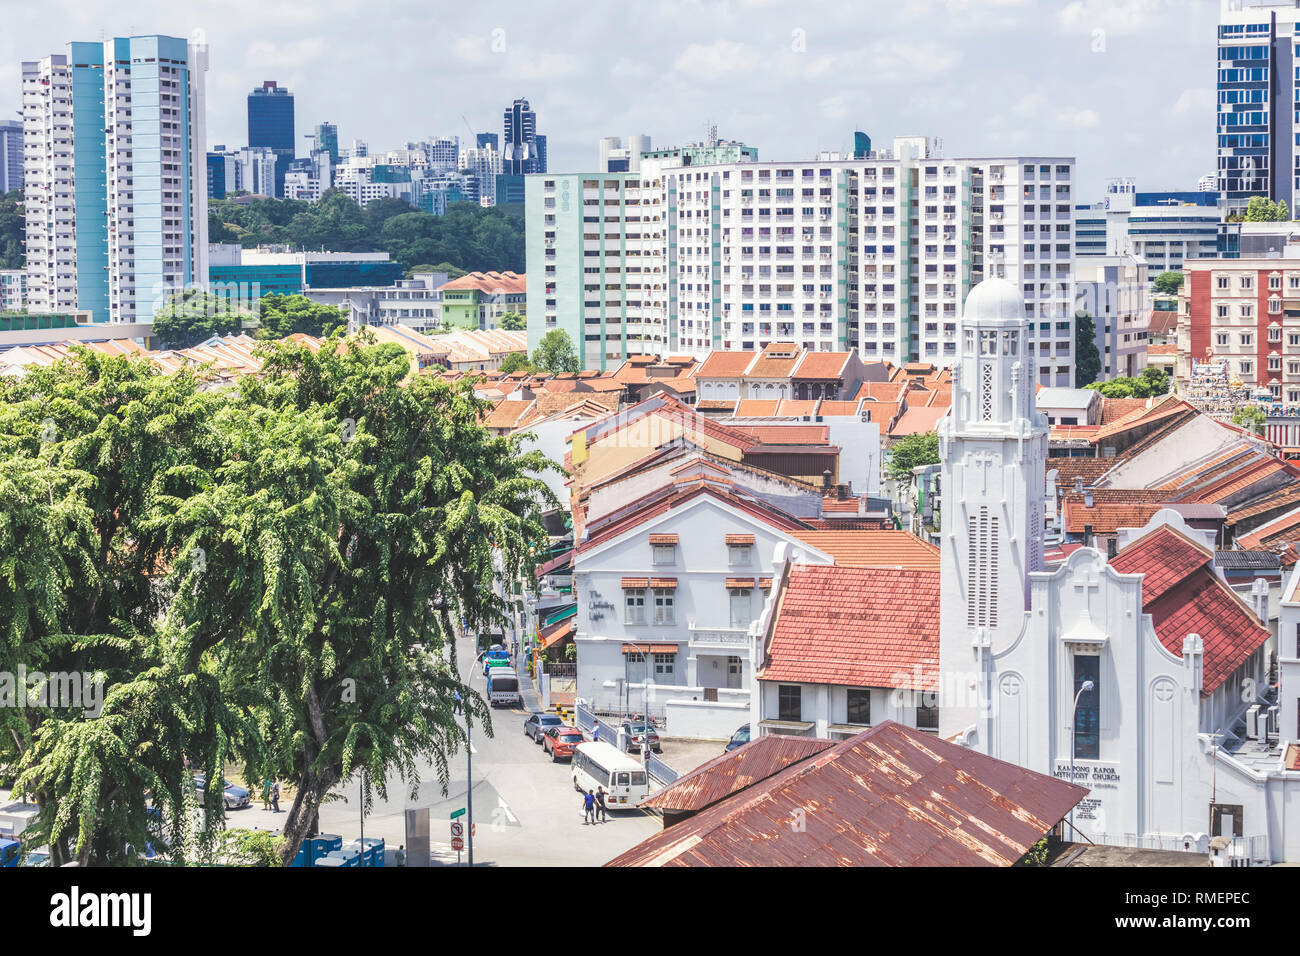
467;646;488;867
1068;679;1095;842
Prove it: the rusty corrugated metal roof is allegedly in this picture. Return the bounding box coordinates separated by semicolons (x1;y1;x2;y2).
641;735;833;814
608;722;1087;868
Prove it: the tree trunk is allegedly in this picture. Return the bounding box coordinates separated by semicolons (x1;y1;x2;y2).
277;760;339;866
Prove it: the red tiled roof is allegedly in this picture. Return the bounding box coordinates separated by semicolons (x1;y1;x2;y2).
438;270;526;294
696;351;755;378
791;351;851;380
640;735;834;813
1110;525;1269;694
760;565;939;688
733;399;781;417
696;399;738;412
747;342;803;378
790;530;940;569
890;406;948;437
1237;505;1300;550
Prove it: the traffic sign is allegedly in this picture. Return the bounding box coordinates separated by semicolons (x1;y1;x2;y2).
450;807;466;819
450;821;464;838
451;836;464;852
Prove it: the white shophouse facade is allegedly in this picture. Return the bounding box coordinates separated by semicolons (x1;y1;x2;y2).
572;490;831;738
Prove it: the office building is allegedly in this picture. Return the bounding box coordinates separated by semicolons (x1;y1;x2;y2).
23;35;209;324
1216;0;1300;211
314;122;339;164
1074;254;1150;380
503;97;544;175
0;120;22;194
247;81;295;197
0;270;26;311
1074;178;1227;273
458;145;501;205
599;135;651;173
476;132;498;151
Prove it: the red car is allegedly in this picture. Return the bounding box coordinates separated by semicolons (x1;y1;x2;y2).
542;726;585;762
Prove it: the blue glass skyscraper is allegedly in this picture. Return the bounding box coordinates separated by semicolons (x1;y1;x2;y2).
248;81;295;198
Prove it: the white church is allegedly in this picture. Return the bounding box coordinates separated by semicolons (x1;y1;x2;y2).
936;277;1300;863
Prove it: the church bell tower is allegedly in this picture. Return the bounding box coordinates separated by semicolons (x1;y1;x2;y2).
937;277;1049;748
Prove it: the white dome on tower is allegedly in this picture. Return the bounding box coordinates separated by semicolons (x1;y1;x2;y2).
962;277;1026;323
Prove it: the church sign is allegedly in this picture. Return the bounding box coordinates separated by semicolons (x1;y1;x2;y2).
1053;762;1121;790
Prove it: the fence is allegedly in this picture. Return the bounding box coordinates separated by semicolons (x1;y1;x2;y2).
646;753;679;787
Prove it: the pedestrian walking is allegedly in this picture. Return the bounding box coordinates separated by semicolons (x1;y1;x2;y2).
271;781;280;813
394;844;407;867
583;789;595;825
592;724;599;743
596;786;607;823
261;778;272;811
453;690;462;714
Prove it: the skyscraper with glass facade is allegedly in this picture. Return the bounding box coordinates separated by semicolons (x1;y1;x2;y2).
503;97;544;175
248;81;295;198
1217;0;1300;212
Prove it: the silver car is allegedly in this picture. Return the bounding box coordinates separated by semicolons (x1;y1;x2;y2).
524;712;565;743
194;774;251;810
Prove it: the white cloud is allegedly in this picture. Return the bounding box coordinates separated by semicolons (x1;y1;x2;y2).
244;38;326;71
1173;87;1214;116
515;53;582;81
1057;106;1101;128
1057;0;1166;37
673;39;760;79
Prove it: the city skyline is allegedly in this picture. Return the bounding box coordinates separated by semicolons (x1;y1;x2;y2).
0;0;1218;199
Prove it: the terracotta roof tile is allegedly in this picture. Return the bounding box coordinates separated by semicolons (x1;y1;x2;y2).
761;565;939;688
789;530;940;569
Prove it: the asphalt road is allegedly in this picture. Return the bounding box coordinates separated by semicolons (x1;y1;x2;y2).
307;630;662;866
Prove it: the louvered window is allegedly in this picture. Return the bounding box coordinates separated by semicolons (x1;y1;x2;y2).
966;506;1000;628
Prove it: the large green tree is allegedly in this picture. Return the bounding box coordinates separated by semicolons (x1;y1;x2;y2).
887;431;941;481
1084;365;1170;399
1152;271;1185;295
254;293;348;340
1074;311;1102;388
498;311;526;332
0;339;558;865
532;330;581;374
152;289;250;349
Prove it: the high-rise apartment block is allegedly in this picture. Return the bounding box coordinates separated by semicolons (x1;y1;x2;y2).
23;35;209;323
528;135;1076;384
1216;0;1300;211
599;135;652;173
0;120;22;194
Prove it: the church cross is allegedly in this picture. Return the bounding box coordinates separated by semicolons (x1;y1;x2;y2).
969;450;997;494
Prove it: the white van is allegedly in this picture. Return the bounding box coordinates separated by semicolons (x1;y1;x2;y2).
571;742;650;808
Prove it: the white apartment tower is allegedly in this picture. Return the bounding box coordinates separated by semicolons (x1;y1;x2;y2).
24;35;208;323
936;277;1049;747
655;139;1075;385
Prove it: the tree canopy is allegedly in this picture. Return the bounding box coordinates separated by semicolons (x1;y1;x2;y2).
498;311;526;332
1232;405;1267;435
152;289;251;349
0;338;558;865
1244;195;1291;222
887;431;941;481
254;293;349;340
1152;271;1185;295
532;330;581;374
0;190;22;270
1074;311;1102;388
208;194;524;274
1084;365;1170;399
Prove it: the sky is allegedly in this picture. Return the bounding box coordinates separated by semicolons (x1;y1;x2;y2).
0;0;1219;198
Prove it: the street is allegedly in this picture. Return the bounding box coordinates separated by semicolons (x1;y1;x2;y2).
303;629;663;866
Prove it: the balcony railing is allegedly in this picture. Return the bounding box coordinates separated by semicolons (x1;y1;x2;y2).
689;625;750;649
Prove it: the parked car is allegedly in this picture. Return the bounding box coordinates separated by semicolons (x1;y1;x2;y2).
621;721;662;754
524;712;565;743
725;723;751;752
542;726;585;762
193;774;251;810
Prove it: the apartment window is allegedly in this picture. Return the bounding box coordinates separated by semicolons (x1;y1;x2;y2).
1073;653;1100;760
778;684;802;721
729;588;752;628
651;542;676;565
1241;276;1254;291
625;589;646;625
653;589;675;626
729;543;754;566
847;688;871;725
1217;276;1230;290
